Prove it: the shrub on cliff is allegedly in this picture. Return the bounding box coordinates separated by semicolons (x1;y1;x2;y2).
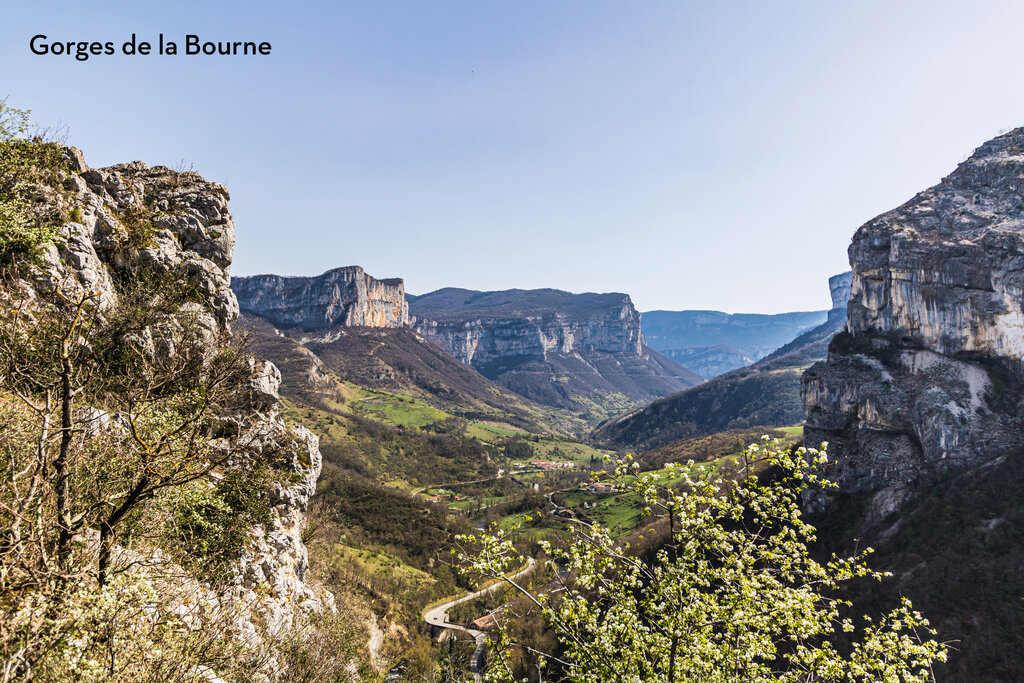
0;273;306;680
458;440;947;682
0;100;72;267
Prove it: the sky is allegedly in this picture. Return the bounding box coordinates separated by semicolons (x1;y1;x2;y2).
3;1;1024;313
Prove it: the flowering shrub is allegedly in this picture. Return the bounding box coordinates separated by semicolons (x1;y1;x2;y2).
458;439;947;682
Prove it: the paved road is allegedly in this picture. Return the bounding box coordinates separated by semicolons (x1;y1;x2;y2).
423;558;536;683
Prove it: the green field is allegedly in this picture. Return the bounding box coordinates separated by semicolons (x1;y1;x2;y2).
558;489;647;534
464;421;524;443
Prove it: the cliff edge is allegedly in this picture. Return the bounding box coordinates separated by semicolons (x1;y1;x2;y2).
803;128;1024;514
233;266;408;330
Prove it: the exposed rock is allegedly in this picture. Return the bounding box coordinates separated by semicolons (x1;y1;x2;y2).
234;422;328;630
803;129;1024;510
36;154;238;326
827;271;853;322
232;267;408;330
14;146;330;647
408;287;702;420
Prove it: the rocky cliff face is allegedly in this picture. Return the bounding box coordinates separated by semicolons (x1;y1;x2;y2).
409;288;702;420
232;267;408;330
411;289;642;375
803;129;1024;514
25;146;328;633
827;271;853;322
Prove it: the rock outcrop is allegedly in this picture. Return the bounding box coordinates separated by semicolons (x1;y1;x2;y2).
803;129;1024;511
408;287;702;420
232;267;408;330
21;146;328;635
827;271;853;322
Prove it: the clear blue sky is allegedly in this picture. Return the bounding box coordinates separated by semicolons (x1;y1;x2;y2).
3;1;1024;312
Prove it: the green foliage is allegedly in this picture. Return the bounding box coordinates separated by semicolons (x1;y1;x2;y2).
0;272;321;680
458;440;947;682
315;466;467;571
116;202;157;248
167;466;274;574
0;100;72;267
504;439;534;461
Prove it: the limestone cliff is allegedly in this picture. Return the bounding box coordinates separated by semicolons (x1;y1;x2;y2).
22;146;330;637
827;271;853;322
803;129;1024;513
232;267;408;330
409;288;702;420
411;289;642;370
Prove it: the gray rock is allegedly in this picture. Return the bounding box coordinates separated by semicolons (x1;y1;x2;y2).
827;271;853;322
803;128;1024;512
408;288;703;412
10;146;332;648
232;267;408;330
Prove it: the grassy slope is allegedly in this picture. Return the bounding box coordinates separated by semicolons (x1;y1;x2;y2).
238;313;591;436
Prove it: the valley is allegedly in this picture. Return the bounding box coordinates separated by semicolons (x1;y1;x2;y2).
230;264;839;676
3;97;1019;682
224;128;1024;680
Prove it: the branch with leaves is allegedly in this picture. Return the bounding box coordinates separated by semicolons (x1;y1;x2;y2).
457;439;948;683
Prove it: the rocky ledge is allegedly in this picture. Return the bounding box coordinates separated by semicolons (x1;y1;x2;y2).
803;128;1024;516
23;146;329;634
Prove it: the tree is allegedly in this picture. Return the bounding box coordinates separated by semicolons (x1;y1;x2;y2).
0;105;362;682
457;439;947;682
0;271;266;587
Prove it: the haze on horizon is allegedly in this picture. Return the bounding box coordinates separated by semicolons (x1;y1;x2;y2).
3;1;1024;313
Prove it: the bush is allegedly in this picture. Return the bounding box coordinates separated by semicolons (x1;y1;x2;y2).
459;439;948;682
0;101;72;266
166;466;275;576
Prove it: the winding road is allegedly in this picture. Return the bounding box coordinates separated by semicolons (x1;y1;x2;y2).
423;557;537;682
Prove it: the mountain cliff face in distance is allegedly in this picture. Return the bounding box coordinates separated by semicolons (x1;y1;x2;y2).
233;266;408;330
802;128;1024;681
232;270;581;432
408;287;704;423
593;273;851;451
640;308;829;378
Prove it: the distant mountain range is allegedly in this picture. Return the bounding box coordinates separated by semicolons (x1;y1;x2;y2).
233;272;703;429
593;273;851;451
640;309;828;378
639;273;852;379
